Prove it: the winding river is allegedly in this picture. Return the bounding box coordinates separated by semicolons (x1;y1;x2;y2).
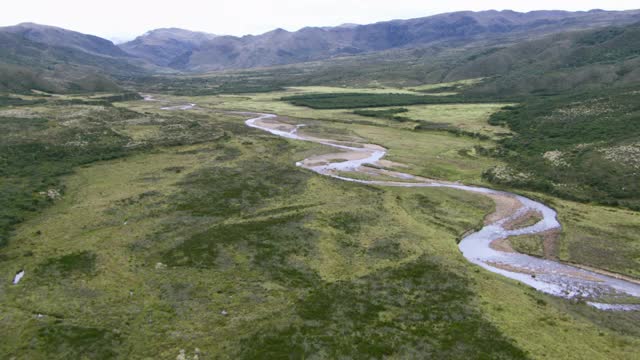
244;113;640;311
151;97;640;310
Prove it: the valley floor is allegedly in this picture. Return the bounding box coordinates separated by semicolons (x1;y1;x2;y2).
1;90;639;359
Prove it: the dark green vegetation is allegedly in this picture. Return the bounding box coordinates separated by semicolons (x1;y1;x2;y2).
161;158;318;286
485;86;640;209
35;325;121;360
133;74;286;96
353;108;409;121
0;109;129;247
172;159;308;218
242;258;527;359
0;95;47;107
283;93;478;109
162;213;318;287
35;251;97;281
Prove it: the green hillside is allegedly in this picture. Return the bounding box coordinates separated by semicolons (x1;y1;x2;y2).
0;27;148;93
485;86;640;209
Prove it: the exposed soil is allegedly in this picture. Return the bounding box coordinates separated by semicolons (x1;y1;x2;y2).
567;263;640;286
490;238;516;253
542;229;561;260
504;209;544;230
486;261;536;276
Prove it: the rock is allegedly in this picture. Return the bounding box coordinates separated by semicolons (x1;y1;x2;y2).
155;262;167;270
176;349;187;360
220;310;228;316
47;189;62;200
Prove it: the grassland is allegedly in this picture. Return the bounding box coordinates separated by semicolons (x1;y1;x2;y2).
1;90;639;359
354;103;511;139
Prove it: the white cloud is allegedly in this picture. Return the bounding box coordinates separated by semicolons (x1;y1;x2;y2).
0;0;637;41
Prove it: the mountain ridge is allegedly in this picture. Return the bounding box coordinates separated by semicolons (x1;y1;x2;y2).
0;23;148;93
2;22;131;58
118;9;640;71
2;9;640;93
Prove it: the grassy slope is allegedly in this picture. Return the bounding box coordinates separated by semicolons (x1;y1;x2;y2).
0;29;148;94
1;93;639;358
485;87;640;210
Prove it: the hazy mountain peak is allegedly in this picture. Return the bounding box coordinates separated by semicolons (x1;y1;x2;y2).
139;27;218;39
266;28;290;35
1;22;128;58
120;27;219;67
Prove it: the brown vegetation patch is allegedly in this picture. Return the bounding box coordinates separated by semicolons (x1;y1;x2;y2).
503;210;543;231
542;229;561;260
490;238;515;253
566;263;640;286
485;261;536;276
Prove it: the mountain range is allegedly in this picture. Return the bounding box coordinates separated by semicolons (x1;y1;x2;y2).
1;9;639;92
131;9;640;72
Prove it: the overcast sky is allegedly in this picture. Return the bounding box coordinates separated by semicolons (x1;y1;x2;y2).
1;0;638;43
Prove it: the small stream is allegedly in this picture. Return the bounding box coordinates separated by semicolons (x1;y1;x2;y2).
12;270;24;285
